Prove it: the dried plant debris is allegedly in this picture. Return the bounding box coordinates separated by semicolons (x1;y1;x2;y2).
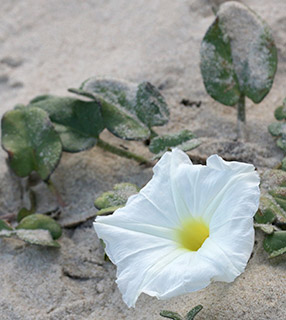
200;1;277;106
255;169;286;257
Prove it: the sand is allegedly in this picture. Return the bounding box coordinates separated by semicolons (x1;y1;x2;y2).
0;0;286;319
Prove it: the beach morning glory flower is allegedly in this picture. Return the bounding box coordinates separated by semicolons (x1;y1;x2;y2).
94;149;260;307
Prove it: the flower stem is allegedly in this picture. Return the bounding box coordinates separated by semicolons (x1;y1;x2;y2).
237;94;247;140
97;138;153;167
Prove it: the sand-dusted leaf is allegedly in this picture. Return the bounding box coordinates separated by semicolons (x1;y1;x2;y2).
75;78;152;140
30;95;104;152
135;81;169;127
0;229;60;247
94;183;139;215
186;305;203;320
99;99;150;140
159;310;183;320
149;130;201;156
96;205;123;216
17;214;62;240
1;107;62;180
276;137;286;152
254;223;276;235
263;231;286;258
274;98;286;120
71;77;169;139
16;229;60;247
200;2;277;106
258;170;286;230
0;220;13;231
281;157;286;171
268;122;286;137
79;78;168;128
255;197;278;224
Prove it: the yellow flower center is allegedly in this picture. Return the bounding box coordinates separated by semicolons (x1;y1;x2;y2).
176;218;209;251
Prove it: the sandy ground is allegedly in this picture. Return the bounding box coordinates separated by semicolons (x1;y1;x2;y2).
0;0;286;319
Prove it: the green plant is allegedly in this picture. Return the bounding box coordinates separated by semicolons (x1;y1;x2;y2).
200;2;277;139
1;77;201;246
255;169;286;257
160;305;203;320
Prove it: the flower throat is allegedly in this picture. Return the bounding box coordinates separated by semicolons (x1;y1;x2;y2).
177;219;209;251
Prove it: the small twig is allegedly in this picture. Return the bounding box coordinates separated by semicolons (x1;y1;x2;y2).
97;138;153;167
0;213;17;222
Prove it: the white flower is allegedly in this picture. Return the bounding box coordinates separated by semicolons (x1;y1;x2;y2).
94;149;260;308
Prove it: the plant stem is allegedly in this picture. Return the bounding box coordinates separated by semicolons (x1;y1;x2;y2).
46;179;66;207
97;138;153;167
237;94;247;140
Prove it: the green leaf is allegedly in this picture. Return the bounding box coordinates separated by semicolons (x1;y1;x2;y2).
0;229;60;247
78;78;159;139
0;220;13;231
277;137;286;152
274;98;286;120
1;107;62;180
263;231;286;257
71;77;169;139
200;2;277;106
94;183;139;210
136;81;169;127
255;197;278;224
259;170;286;228
268;122;286;137
16;214;62;240
99;99;150;140
149;130;201;155
186;305;203;320
281;157;286;172
17;190;37;222
159;310;183;320
30;95;104;152
16;229;60;247
80;78;168;128
96;205;123;216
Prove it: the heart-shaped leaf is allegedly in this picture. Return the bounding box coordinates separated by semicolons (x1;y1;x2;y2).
17;214;62;240
1;107;62;180
94;182;139;215
149;130;201;157
200;2;277;106
263;231;286;258
29;95;104;152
